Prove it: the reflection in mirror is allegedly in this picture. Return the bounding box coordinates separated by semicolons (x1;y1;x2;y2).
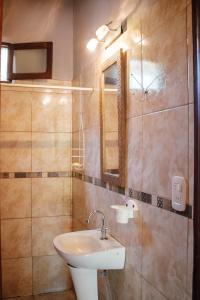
100;50;126;187
102;62;119;177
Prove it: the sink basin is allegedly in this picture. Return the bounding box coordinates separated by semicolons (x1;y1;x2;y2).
53;229;125;269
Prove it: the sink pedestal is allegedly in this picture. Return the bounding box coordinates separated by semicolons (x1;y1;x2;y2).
54;230;125;300
69;265;98;300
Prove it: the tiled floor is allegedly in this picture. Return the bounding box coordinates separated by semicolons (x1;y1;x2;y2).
3;291;76;300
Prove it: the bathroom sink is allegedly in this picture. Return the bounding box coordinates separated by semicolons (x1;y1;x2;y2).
53;229;125;269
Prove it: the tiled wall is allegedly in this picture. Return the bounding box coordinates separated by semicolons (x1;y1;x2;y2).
72;0;194;299
0;82;72;298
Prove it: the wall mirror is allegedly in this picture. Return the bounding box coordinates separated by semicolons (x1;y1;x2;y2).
0;42;53;82
100;49;126;187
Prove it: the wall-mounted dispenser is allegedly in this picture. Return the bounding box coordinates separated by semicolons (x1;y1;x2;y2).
172;176;187;211
111;199;138;224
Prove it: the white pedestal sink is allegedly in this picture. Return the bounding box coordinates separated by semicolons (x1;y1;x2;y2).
53;230;125;300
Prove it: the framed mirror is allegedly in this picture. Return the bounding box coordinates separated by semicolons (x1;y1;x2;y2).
11;42;53;80
0;41;53;82
100;49;126;187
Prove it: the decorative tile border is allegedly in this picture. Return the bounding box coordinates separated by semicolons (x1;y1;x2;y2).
128;188;192;219
83;174;93;184
0;171;71;179
2;170;192;218
93;177;107;188
109;184;125;195
72;171;193;219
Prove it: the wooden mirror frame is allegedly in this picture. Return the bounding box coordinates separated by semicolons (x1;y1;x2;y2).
10;41;53;80
100;49;126;187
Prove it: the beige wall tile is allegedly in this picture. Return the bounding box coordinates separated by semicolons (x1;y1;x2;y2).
142;11;188;114
127;46;143;118
1;219;31;259
84;127;100;178
2;258;32;297
32;216;72;256
32;133;71;172
72;218;86;232
32;178;71;217
141;0;186;38
82;91;100;130
141;279;167;300
142;204;188;299
0;132;31;172
187;3;194;104
109;268;141;300
72;178;86;223
0;179;31;219
72;92;81;133
142;106;188;199
0;91;31;132
127;116;143;190
33;255;72;295
32;92;72;133
127;9;142;45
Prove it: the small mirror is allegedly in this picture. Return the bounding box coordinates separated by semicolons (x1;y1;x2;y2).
0;42;53;82
100;49;126;186
13;48;47;74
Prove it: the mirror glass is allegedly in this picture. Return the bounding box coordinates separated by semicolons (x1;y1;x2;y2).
101;50;126;187
13;49;47;74
102;62;119;177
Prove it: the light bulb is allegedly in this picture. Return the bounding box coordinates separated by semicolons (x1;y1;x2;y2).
86;38;99;51
96;25;109;41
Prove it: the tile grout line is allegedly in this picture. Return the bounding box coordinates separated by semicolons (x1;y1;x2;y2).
126;103;190;121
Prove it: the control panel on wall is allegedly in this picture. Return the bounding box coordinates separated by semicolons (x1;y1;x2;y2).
172;176;186;211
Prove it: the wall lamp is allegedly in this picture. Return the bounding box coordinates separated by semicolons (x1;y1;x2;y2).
86;22;118;52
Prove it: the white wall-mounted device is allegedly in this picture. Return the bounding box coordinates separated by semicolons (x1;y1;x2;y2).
172;176;186;211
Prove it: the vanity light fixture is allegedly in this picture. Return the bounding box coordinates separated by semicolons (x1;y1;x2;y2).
96;22;117;41
96;25;110;41
86;21;119;52
86;38;99;52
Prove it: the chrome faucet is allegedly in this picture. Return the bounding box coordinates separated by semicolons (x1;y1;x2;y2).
86;210;108;240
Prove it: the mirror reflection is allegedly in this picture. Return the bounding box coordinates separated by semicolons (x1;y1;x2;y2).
102;62;119;177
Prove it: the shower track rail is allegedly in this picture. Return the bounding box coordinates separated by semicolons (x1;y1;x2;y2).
0;83;94;92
